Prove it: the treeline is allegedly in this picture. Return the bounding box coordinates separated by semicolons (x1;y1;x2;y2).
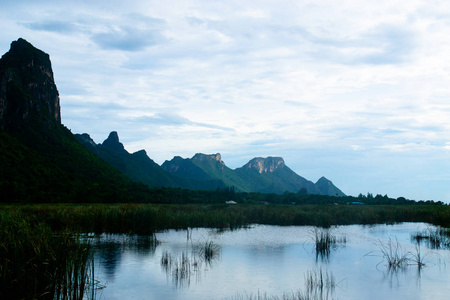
105;186;444;206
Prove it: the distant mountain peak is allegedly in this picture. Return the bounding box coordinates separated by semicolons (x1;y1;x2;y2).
192;153;224;165
77;133;97;147
0;38;61;130
102;131;126;153
132;149;148;157
315;176;346;196
244;157;285;174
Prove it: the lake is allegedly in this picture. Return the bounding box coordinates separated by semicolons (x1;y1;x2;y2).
92;223;450;299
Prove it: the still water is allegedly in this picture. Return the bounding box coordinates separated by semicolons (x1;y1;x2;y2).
92;223;450;299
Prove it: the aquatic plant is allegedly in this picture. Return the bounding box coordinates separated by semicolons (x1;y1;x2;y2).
411;227;450;250
160;250;202;288
368;237;431;271
312;228;346;260
198;239;221;263
6;203;450;235
304;268;336;295
372;238;410;269
0;211;99;299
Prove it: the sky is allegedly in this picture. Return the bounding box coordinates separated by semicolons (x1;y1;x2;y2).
1;0;450;202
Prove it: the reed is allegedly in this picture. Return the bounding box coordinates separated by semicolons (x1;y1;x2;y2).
4;203;450;234
0;211;98;299
198;240;221;263
376;238;410;269
411;227;450;249
160;250;202;288
313;228;346;260
304;268;336;294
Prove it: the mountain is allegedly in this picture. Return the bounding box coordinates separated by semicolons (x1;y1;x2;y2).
235;157;320;194
0;38;345;201
163;154;344;196
0;38;60;130
315;176;346;197
76;132;227;190
0;38;153;203
75;131;176;188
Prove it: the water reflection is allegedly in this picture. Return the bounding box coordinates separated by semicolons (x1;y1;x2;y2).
93;234;159;280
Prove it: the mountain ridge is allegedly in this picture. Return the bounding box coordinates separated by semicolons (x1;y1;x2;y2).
0;38;346;199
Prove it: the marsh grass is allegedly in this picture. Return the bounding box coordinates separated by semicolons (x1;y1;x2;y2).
411;227;450;250
160;239;220;288
367;237;432;271
304;268;336;294
229;269;339;300
7;204;450;235
230;290;336;300
313;228;346;260
0;211;99;299
198;239;221;263
161;250;202;288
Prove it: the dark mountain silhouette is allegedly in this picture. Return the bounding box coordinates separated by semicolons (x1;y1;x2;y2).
0;38;153;203
76;132;226;190
315;176;346;197
0;38;60;130
0;38;345;202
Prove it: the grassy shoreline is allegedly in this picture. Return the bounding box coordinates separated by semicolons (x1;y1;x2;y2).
3;203;450;233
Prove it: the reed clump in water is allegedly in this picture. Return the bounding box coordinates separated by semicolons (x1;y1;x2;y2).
368;237;431;271
160;239;220;288
229;268;339;300
161;250;201;288
411;227;450;250
313;228;346;260
198;240;221;263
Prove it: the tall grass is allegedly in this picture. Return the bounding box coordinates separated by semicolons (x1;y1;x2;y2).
313;228;346;260
0;211;98;299
5;203;450;235
198;240;221;263
229;268;338;300
161;250;201;288
160;239;220;288
411;227;450;249
367;237;429;271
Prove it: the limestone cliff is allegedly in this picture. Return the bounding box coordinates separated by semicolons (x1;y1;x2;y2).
0;38;60;130
243;157;285;174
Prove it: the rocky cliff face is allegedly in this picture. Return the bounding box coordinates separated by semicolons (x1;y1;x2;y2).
0;38;60;130
192;153;224;165
243;157;285;174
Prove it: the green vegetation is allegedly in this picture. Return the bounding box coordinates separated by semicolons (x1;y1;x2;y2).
230;268;339;300
411;227;450;249
198;240;221;263
0;211;98;299
368;237;429;270
304;268;337;299
160;240;220;288
3;203;450;234
313;228;346;260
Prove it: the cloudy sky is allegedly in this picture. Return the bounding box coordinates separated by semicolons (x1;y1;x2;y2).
2;0;450;201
